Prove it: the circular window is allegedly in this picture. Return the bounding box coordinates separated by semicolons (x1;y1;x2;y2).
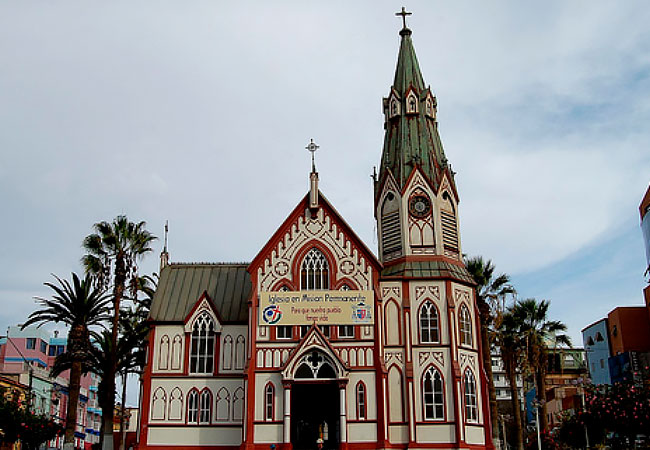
409;195;431;218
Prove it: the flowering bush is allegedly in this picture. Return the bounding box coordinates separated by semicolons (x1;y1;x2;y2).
556;382;650;449
0;387;64;450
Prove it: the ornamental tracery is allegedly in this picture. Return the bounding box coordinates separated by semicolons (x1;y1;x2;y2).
258;208;372;292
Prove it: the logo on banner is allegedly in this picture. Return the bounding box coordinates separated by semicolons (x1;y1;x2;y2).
351;302;372;323
262;305;283;324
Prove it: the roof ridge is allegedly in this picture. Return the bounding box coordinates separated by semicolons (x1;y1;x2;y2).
169;261;250;267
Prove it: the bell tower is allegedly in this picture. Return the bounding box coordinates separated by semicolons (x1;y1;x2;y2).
375;13;461;266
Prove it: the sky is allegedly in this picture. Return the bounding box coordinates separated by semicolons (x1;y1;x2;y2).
1;1;649;405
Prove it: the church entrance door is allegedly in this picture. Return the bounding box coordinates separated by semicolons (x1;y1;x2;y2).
291;381;339;450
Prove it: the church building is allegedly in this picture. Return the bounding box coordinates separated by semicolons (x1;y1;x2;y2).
138;17;493;450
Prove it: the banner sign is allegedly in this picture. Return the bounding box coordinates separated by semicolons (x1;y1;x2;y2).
259;290;374;326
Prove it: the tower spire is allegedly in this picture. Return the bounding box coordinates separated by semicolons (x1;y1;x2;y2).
377;12;452;196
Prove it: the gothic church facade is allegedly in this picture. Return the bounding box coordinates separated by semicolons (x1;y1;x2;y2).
138;22;492;450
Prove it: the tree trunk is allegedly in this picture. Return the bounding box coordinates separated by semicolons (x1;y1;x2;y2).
104;253;127;450
63;359;82;450
478;299;499;444
504;354;524;450
118;371;128;450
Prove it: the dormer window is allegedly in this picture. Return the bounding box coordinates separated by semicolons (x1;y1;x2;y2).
425;93;437;119
389;94;401;119
406;90;418;114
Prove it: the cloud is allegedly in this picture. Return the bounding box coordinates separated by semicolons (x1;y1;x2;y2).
0;1;648;344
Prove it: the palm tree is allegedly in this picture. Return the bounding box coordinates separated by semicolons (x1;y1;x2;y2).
82;215;156;450
510;298;571;433
21;273;111;450
495;309;525;450
115;306;150;450
465;256;515;443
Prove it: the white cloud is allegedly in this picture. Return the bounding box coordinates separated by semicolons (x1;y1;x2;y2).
0;1;649;337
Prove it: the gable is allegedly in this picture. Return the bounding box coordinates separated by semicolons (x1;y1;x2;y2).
249;190;382;293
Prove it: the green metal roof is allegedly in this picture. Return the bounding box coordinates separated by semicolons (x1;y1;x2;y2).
378;27;452;195
149;263;251;323
381;260;475;285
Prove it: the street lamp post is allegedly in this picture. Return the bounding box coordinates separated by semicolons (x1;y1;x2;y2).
531;400;542;450
577;377;590;449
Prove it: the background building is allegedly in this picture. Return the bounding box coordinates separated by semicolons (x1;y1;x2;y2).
543;347;587;428
581;318;612;385
0;326;102;449
640;184;650;305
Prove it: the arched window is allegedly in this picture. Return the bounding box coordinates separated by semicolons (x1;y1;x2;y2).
159;335;169;370
464;370;478;423
168;387;183;421
151;387;166;420
215;387;230;421
264;383;274;421
356;382;366;420
459;305;472;347
422;367;444;420
199;389;212;424
440;192;459;256
419;302;439;343
381;192;402;259
187;390;199;424
190;312;216;374
300;248;329;290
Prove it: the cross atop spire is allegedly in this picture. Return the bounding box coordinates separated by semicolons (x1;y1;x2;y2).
395;7;412;31
306;139;320;210
306;138;319;173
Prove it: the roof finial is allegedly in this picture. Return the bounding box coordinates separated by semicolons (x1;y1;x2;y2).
306;138;319;173
396;7;412;31
163;220;169;252
160;220;170;271
306;139;320;211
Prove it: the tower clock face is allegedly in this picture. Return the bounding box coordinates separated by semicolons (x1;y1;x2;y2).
409;195;431;218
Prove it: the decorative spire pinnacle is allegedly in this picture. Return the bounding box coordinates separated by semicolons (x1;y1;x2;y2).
163;220;169;252
306;139;320;210
160;221;169;271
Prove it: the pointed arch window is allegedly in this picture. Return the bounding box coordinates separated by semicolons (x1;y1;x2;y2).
381;192;402;259
356;382;366;420
187;390;199;424
441;192;459;256
423;367;444;420
464;370;478;422
459;305;472;347
419;301;440;344
300;248;329;290
264;383;274;421
199;389;212;424
190;312;216;374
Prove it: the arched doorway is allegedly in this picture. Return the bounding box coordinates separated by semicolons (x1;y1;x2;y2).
290;351;340;450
